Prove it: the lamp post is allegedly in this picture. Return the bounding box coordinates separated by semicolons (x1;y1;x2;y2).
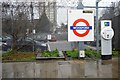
30;2;35;52
96;0;101;54
33;29;35;52
96;0;101;77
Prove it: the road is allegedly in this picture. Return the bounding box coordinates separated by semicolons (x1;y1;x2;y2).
47;41;74;51
2;58;118;78
47;41;96;51
26;33;97;51
84;44;96;50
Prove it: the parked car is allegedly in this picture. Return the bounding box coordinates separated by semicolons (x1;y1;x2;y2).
2;39;12;51
48;35;57;42
0;37;2;50
2;38;48;51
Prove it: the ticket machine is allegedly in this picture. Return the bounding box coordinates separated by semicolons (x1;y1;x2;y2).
101;20;114;60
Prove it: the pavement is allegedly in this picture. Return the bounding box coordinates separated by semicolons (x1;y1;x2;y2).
2;58;118;78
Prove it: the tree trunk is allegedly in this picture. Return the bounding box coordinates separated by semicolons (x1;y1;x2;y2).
12;35;17;54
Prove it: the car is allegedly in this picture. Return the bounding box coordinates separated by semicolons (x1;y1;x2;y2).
2;37;48;51
48;35;57;42
2;39;12;51
0;36;11;51
0;42;2;50
0;37;2;49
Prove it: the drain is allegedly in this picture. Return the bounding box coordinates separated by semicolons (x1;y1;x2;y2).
58;62;70;65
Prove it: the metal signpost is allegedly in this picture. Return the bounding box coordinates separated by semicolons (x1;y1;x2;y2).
33;29;36;52
77;1;85;59
68;9;94;58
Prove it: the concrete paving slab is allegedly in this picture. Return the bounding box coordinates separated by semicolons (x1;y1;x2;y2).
2;58;118;78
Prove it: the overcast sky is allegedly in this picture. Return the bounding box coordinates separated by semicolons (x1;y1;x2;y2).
57;0;120;26
1;0;119;26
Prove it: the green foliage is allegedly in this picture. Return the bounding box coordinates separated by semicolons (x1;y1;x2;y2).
112;50;120;57
51;49;59;57
65;49;119;59
2;49;13;58
66;49;101;59
41;49;59;57
85;49;101;59
2;51;36;61
42;50;51;57
42;49;120;58
66;49;79;58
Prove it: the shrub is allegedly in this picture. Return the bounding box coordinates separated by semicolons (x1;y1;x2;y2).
112;50;120;57
2;49;13;58
66;49;101;59
66;49;79;58
85;49;101;58
41;49;59;57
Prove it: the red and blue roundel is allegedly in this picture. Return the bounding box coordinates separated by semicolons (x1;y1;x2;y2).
70;18;92;37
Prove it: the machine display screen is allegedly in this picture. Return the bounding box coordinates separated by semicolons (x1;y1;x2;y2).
104;22;110;26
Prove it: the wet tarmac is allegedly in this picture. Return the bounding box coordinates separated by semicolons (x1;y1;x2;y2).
2;58;118;78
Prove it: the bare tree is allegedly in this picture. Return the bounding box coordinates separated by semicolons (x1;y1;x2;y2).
101;2;120;19
2;2;30;53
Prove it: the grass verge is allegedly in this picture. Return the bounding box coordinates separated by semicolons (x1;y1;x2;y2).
2;50;36;61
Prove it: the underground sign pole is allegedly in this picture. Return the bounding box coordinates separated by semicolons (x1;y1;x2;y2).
68;9;94;59
78;42;85;59
72;19;92;59
77;2;85;59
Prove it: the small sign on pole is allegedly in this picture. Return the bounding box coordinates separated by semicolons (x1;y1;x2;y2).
79;50;85;58
47;34;51;40
33;29;36;34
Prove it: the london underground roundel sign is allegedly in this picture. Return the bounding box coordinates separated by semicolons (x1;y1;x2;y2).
72;18;91;37
68;9;94;41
